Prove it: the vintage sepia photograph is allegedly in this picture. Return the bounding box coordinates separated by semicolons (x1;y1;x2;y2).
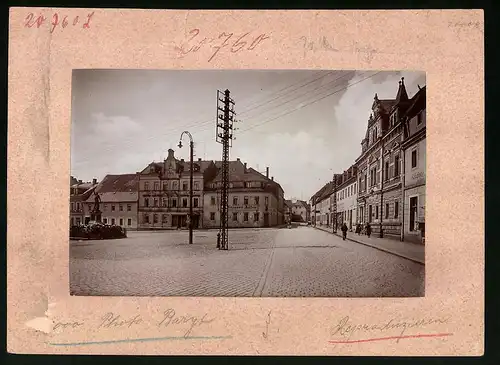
69;69;426;298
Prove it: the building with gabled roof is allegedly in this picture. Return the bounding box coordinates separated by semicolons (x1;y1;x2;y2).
203;158;285;228
79;174;139;228
70;178;98;226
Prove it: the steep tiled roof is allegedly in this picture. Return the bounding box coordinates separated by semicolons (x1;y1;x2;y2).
404;85;426;119
95;174;138;193
98;192;137;203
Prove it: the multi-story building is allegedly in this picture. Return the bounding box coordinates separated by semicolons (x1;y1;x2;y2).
335;166;358;231
356;77;413;238
401;85;426;243
69;179;98;226
284;199;293;223
311;181;335;227
137;148;218;230
85;174;140;229
203;159;285;228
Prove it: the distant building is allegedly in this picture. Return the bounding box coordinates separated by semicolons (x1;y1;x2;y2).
70;179;98;226
203;160;285;228
137;148;217;230
335;166;358;231
86;174;139;229
401;85;426;243
311;181;335;227
284;199;293;223
291;200;310;222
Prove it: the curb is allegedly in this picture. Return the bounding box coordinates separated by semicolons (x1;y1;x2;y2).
314;227;424;265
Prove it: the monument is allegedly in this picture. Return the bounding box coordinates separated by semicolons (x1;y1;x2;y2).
90;191;102;223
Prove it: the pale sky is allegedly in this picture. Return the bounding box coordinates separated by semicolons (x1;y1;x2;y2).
71;69;425;201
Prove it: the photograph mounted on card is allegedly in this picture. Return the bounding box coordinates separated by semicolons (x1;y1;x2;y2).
7;8;483;356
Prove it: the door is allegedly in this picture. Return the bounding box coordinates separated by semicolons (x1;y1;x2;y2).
192;215;200;229
409;197;418;231
172;215;178;228
263;213;269;227
368;205;372;223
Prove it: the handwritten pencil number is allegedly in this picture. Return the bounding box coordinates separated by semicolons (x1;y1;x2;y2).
25;13;45;28
208;32;233;62
231;32;250;53
248;34;270;50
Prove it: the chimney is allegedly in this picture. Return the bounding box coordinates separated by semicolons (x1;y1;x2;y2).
92;178;97;185
78;179;82;184
181;158;185;163
266;167;269;178
244;162;247;173
236;158;240;162
198;158;202;161
167;148;175;158
271;176;274;181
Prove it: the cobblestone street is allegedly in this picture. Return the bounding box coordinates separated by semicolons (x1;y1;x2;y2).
70;226;424;297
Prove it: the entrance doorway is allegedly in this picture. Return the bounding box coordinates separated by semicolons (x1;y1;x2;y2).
172;215;179;228
264;213;269;227
368;205;372;223
192;214;200;229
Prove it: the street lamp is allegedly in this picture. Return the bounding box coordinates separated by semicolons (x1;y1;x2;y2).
178;131;194;245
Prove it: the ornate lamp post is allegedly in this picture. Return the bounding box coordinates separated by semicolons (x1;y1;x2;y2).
178;131;194;245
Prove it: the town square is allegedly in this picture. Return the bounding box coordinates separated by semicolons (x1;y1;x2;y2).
70;69;426;297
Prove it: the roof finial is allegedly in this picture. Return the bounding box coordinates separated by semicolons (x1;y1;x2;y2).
374;93;378;100
401;76;405;84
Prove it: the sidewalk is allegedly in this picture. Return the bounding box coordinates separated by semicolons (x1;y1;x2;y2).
314;225;425;265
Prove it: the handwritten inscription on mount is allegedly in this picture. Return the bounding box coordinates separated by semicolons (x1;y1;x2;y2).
24;11;95;33
174;29;270;63
53;308;216;339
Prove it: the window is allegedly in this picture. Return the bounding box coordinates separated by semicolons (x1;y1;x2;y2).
127;204;131;211
254;212;260;221
354;183;357;194
409;197;418;231
162;198;167;207
144;182;150;190
144;214;150;224
211;197;216;205
385;161;390;181
210;212;215;221
193;198;198;208
173;181;178;190
183;182;188;191
370;168;377;187
385;203;389;219
375;205;379;219
119;218;124;226
244;212;249;221
103;204;108;211
244;197;249;205
76;217;81;225
111;218;115;225
154;198;159;207
394;155;400;176
394;201;399;219
233;197;238;205
411;149;418;168
162;182;168;191
194;182;199;190
127;218;132;226
153;214;158;223
265;197;269;206
154;182;159;190
103;218;107;224
119;204;123;211
162;214;168;223
172;198;177;207
111;205;116;211
233;212;238;221
255;197;260;205
182;198;188;207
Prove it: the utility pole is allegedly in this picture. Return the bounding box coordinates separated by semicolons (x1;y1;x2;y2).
216;89;236;250
178;131;194;244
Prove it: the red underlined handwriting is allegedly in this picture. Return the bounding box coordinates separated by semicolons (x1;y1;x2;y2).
174;29;270;62
24;11;95;33
329;332;453;344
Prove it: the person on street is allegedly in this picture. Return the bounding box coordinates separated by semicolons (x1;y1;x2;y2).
365;222;372;238
341;222;348;240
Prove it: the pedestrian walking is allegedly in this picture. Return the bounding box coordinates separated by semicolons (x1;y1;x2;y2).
365;222;371;238
341;222;348;240
355;223;361;235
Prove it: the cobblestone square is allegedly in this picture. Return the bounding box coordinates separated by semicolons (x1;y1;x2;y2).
70;226;424;297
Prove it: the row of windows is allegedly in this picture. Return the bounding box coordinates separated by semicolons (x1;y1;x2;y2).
210;212;260;222
337;182;357;201
210;196;269;206
361;201;400;222
144;197;199;208
210;181;265;189
70;217;132;226
71;202;133;212
143;181;200;191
